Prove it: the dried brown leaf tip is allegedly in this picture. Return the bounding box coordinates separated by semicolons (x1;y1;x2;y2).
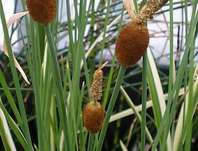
27;0;56;25
83;101;105;133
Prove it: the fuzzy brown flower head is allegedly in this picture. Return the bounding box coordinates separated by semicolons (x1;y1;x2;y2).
27;0;56;25
115;21;149;67
83;101;105;133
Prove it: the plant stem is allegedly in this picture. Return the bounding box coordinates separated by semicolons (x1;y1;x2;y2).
141;54;147;151
0;1;32;150
97;67;125;151
45;26;72;151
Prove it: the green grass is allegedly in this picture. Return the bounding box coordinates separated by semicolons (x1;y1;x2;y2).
0;0;198;151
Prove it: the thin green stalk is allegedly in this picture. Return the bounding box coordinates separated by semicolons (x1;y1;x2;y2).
168;0;174;93
120;87;153;143
96;67;125;151
0;71;22;125
141;54;147;151
0;99;29;150
99;0;111;65
87;134;95;151
0;1;32;149
102;4;124;107
183;19;197;150
146;55;162;126
161;3;174;149
29;21;43;150
103;57;115;107
162;2;174;149
184;123;192;151
0;108;16;151
152;5;198;151
45;26;72;151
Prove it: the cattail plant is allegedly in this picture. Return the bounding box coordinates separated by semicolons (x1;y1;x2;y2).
115;0;168;67
1;0;198;150
83;63;107;133
115;20;149;67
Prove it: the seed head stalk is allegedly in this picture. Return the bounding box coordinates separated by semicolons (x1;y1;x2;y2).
135;0;169;23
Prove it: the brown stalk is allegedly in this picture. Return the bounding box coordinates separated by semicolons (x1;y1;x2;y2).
135;0;169;23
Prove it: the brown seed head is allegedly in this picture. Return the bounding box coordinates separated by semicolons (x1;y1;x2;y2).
83;101;105;133
115;20;149;67
27;0;56;25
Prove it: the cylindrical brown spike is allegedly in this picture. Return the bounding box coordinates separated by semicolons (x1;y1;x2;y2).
27;0;56;25
83;101;105;133
115;20;149;67
115;0;168;68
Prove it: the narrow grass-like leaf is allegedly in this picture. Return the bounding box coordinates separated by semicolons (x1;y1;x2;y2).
141;53;147;151
110;88;185;123
45;26;72;151
147;49;172;150
97;67;125;151
152;4;198;151
0;99;29;150
0;71;22;124
0;108;16;151
120;86;153;144
0;0;32;147
120;140;128;151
